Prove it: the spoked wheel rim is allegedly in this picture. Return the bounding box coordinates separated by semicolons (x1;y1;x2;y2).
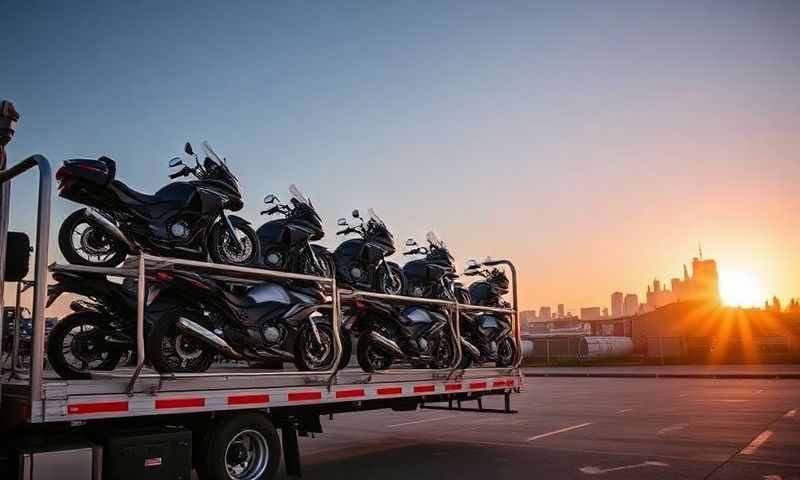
218;227;255;265
161;326;213;371
379;269;403;295
301;326;333;370
224;429;270;480
63;324;111;371
70;221;119;264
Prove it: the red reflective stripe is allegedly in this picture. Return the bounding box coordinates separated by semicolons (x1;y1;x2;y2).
377;387;403;395
67;401;129;415
469;382;487;390
155;398;205;409
228;394;269;406
335;389;365;399
445;384;462;392
493;379;512;388
414;385;435;394
288;391;322;402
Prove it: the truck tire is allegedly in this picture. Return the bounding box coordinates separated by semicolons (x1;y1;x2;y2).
198;413;281;480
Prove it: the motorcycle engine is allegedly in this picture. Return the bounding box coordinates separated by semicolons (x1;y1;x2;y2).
263;248;285;269
409;284;425;297
169;220;191;240
349;266;365;281
261;323;286;345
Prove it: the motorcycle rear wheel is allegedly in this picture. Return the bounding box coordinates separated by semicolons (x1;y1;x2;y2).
356;330;394;372
58;209;128;267
148;313;217;373
46;312;122;379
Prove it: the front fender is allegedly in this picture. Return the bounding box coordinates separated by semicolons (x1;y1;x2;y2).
227;214;251;227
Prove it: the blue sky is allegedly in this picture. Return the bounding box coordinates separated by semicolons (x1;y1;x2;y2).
3;1;799;310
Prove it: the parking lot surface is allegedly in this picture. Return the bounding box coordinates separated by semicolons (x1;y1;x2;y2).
295;377;800;479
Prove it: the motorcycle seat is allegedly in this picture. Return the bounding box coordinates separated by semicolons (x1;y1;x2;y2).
110;180;160;205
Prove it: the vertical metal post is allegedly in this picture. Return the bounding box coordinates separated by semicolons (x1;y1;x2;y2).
28;156;52;406
126;254;146;394
11;281;22;371
0;161;9;379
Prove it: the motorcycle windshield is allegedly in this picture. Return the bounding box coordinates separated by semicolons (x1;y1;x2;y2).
368;208;385;226
425;231;446;250
289;184;309;205
202;141;239;188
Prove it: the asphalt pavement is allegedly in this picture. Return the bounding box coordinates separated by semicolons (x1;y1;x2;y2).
292;376;800;479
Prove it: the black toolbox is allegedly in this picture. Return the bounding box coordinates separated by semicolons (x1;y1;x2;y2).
100;426;191;480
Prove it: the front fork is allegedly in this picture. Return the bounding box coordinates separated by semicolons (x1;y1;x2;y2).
221;213;244;252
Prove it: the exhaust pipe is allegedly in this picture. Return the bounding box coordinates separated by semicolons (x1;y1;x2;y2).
460;338;481;359
369;331;404;357
85;209;136;251
177;317;242;359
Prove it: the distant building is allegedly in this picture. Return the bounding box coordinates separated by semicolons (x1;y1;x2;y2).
580;307;602;320
557;304;565;319
671;255;720;304
539;306;552;321
602;307;609;317
623;294;639;317
646;278;676;309
611;292;624;318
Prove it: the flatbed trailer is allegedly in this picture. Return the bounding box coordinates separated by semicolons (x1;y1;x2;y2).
0;155;521;480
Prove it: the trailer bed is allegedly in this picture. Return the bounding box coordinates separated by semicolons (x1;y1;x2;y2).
2;366;519;423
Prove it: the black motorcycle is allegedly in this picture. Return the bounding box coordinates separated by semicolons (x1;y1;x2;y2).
457;260;517;368
56;141;259;267
145;269;350;373
256;185;334;277
349;281;458;372
402;232;456;298
44;271;142;379
333;209;405;295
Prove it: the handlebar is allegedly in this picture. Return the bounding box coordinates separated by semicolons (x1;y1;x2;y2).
260;206;280;216
168;166;191;179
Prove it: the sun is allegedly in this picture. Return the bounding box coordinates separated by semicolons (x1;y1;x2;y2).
719;269;767;308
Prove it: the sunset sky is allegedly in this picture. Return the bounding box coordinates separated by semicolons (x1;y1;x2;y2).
3;1;799;313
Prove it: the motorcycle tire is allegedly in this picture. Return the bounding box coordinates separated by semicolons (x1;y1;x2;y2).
208;221;259;266
356;330;394;372
147;313;216;373
46;312;123;380
58;209;128;267
296;249;335;279
496;336;517;368
375;263;406;296
293;323;352;371
430;330;457;369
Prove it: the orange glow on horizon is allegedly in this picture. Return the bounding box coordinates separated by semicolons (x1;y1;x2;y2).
719;269;768;308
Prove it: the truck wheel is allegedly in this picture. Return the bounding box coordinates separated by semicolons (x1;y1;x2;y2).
199;413;281;480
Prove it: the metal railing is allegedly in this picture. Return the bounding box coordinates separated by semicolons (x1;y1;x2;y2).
1;153;521;417
0;155;52;408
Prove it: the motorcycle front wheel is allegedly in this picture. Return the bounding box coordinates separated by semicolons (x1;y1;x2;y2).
58;209;128;267
147;313;217;373
46;312;122;379
375;263;406;296
430;330;457;369
293;323;352;371
208;221;259;266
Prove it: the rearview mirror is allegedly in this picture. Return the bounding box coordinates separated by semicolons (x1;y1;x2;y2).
405;238;417;247
337;218;348;226
169;157;183;168
352;209;360;218
184;142;194;155
264;194;277;204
